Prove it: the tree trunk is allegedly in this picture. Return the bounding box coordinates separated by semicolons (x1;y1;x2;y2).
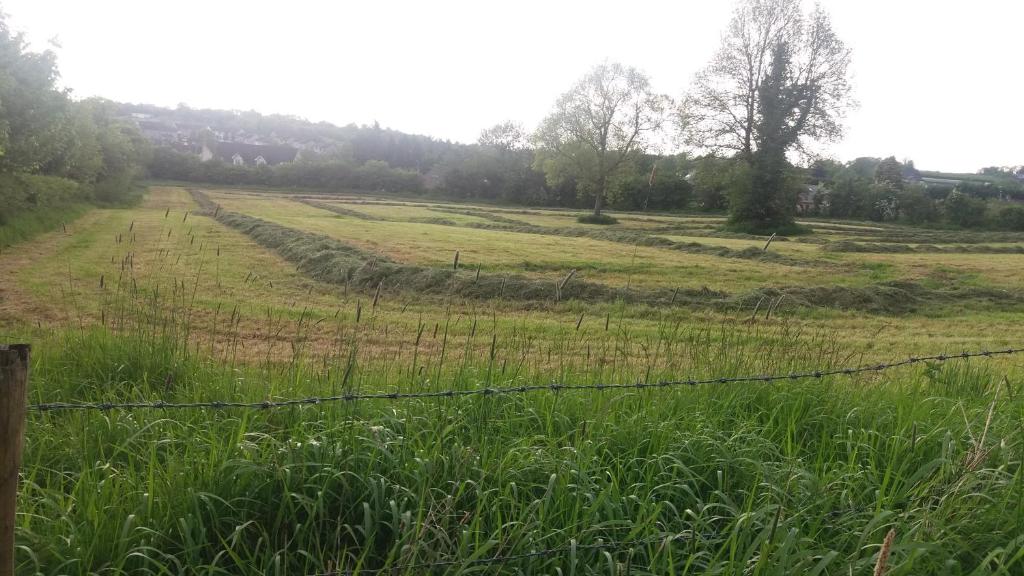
593;174;606;216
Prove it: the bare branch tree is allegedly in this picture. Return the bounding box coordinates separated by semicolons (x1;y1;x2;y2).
680;0;852;158
679;0;853;231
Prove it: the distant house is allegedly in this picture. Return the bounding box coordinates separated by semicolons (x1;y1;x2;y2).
200;141;299;167
920;176;963;187
136;119;182;146
796;185;823;215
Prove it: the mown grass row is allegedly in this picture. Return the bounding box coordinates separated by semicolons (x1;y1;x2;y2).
824;240;1024;254
296;196;812;267
199;190;1024;315
300;199;388;221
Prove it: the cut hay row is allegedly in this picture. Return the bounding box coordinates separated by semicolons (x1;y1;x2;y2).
295;198;826;268
824;240;1024;254
190;189;1024;315
457;220;820;267
297;199;387;221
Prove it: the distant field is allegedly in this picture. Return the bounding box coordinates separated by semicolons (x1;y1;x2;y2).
3;186;1024;574
207;188;1024;292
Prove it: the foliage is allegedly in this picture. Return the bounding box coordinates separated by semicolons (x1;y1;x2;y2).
689;156;738;211
0;173;84;224
728;42;801;229
995;204;1024;231
123;103;456;173
681;0;852;230
810;162;1024;230
680;0;852;157
0;11;146;229
440;142;547;203
897;184;939;224
534;62;669;217
477;120;527;151
575;212;619;225
944;190;988;228
148;148;423;193
874;156;904;190
808;158;844;184
606;155;693;211
847;156;882;180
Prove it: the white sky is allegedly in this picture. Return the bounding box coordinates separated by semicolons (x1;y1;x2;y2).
4;0;1021;172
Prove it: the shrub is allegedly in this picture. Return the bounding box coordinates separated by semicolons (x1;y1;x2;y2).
897;186;939;224
944;190;988;228
0;173;84;224
995;204;1024;231
576;213;619;225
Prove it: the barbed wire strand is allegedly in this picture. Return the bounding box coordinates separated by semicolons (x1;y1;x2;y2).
27;347;1022;413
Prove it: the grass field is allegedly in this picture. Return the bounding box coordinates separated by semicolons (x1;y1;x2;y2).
3;186;1024;575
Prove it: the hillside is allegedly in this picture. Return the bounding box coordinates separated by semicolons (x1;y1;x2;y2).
116;102;458;172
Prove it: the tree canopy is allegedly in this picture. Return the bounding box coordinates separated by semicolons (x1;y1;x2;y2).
0;11;148;224
681;0;853;231
533;62;669;218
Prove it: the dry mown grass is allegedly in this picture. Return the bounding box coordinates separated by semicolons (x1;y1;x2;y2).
6;185;1024;363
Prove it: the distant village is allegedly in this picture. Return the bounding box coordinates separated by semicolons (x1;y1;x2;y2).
124;107;325;167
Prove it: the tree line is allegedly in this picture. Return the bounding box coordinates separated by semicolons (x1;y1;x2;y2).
803;157;1024;230
147;0;856;230
6;0;1020;235
0;12;149;227
145;119;698;212
104;0;1024;232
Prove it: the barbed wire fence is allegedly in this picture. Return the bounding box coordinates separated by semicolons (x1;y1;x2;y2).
4;344;1022;574
25;347;1024;413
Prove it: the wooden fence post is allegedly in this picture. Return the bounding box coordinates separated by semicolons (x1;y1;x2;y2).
0;344;29;576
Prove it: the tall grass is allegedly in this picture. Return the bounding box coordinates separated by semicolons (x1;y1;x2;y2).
0;203;91;249
16;293;1024;575
8;189;1024;575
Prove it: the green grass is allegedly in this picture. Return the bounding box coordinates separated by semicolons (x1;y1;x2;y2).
14;313;1024;575
210;191;846;292
5;186;1024;575
0;202;91;249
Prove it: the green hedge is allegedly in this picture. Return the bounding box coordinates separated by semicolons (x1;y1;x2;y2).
0;173;86;225
0;173;92;247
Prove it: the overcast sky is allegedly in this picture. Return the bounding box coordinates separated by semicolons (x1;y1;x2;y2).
4;0;1021;172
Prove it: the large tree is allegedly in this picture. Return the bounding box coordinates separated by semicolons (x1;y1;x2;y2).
681;0;852;230
874;156;904;190
534;62;668;218
478;121;527;151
